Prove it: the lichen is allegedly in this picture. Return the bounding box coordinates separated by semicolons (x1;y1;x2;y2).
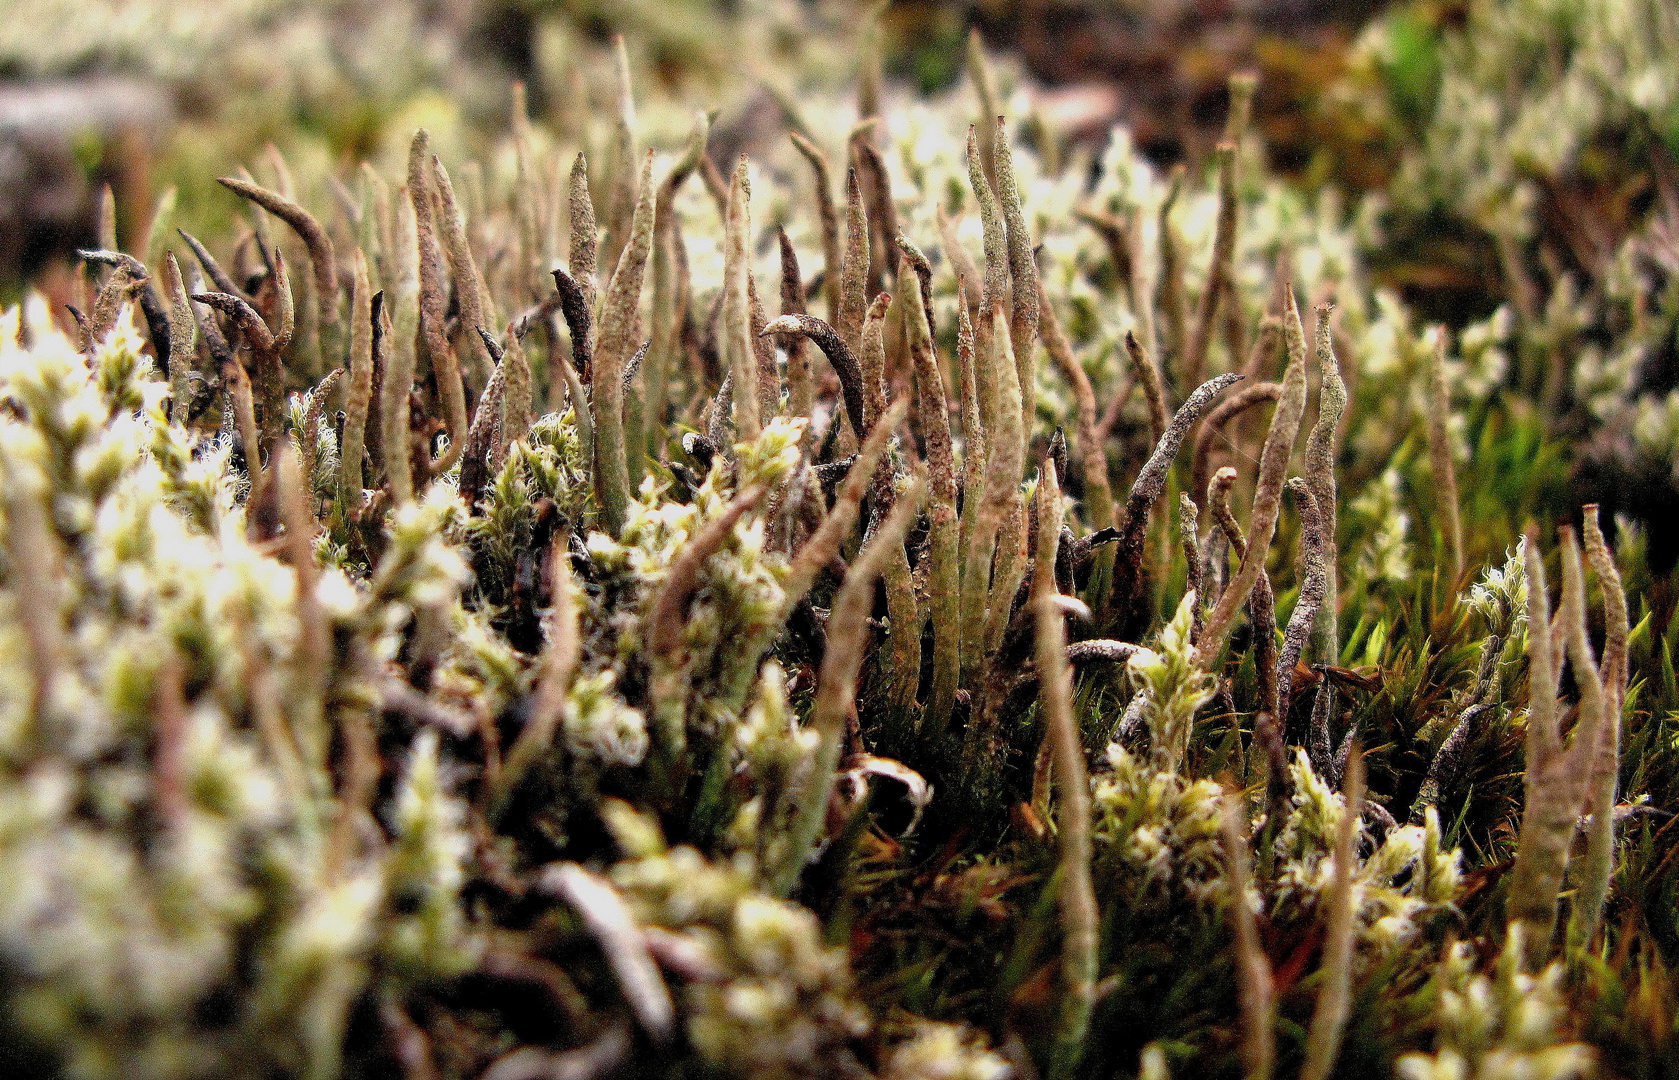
1;11;1676;1078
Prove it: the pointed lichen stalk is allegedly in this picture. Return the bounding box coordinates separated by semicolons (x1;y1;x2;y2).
1424;327;1465;584
1031;462;1097;1079
760;313;868;443
552;265;594;388
550;314;594;469
95;181;116;252
298;366;340;500
1573;506;1628;947
1108;372;1244;623
1225;70;1258;143
966;28;1001;195
1192;290;1309;670
541;863;675;1046
1509;527;1562;949
722;157;760;444
859;290;919;709
939;207;985;316
602;35;638;274
1039;278;1115;584
770;471;925;898
380;176;419;502
1075;207;1144;343
1157;167;1188;369
78;254;146;348
982;378;1033;661
696;151;731;220
836;166;872;373
509;81;544;298
858;293;892;459
272;248;297;351
1507;524;1611;969
1276;479;1327;719
340;251;374;500
640;114;708;474
959;303;1022;686
952;278;987;541
1305;306;1344;665
184;267;262;501
967;127;1009;327
408;130;469;477
750;260;783;431
178;227;244;301
1205;468;1281;766
285;320;336;427
849;129;896;299
78;247;168;386
894;233;936;339
778;399;907;611
568;152;599;324
994;117;1039;417
1182;144;1237;394
359;162;393;290
593;150;656;535
159;252;196;418
216;173;341;361
142;186;178;283
1179;493;1203;640
431;154;499;381
789;132;842;323
1123;329;1171;447
1411;626;1502;821
498;322;533;453
191;288;287;457
458;343;507;510
780;230;813;440
905;260;959;734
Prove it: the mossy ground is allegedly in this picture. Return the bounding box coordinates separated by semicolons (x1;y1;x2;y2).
2;3;1679;1079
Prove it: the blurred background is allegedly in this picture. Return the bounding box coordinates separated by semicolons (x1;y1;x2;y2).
5;0;1676;460
0;1;1476;299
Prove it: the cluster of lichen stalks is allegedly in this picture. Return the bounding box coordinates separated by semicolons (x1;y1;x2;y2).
0;35;1636;1080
